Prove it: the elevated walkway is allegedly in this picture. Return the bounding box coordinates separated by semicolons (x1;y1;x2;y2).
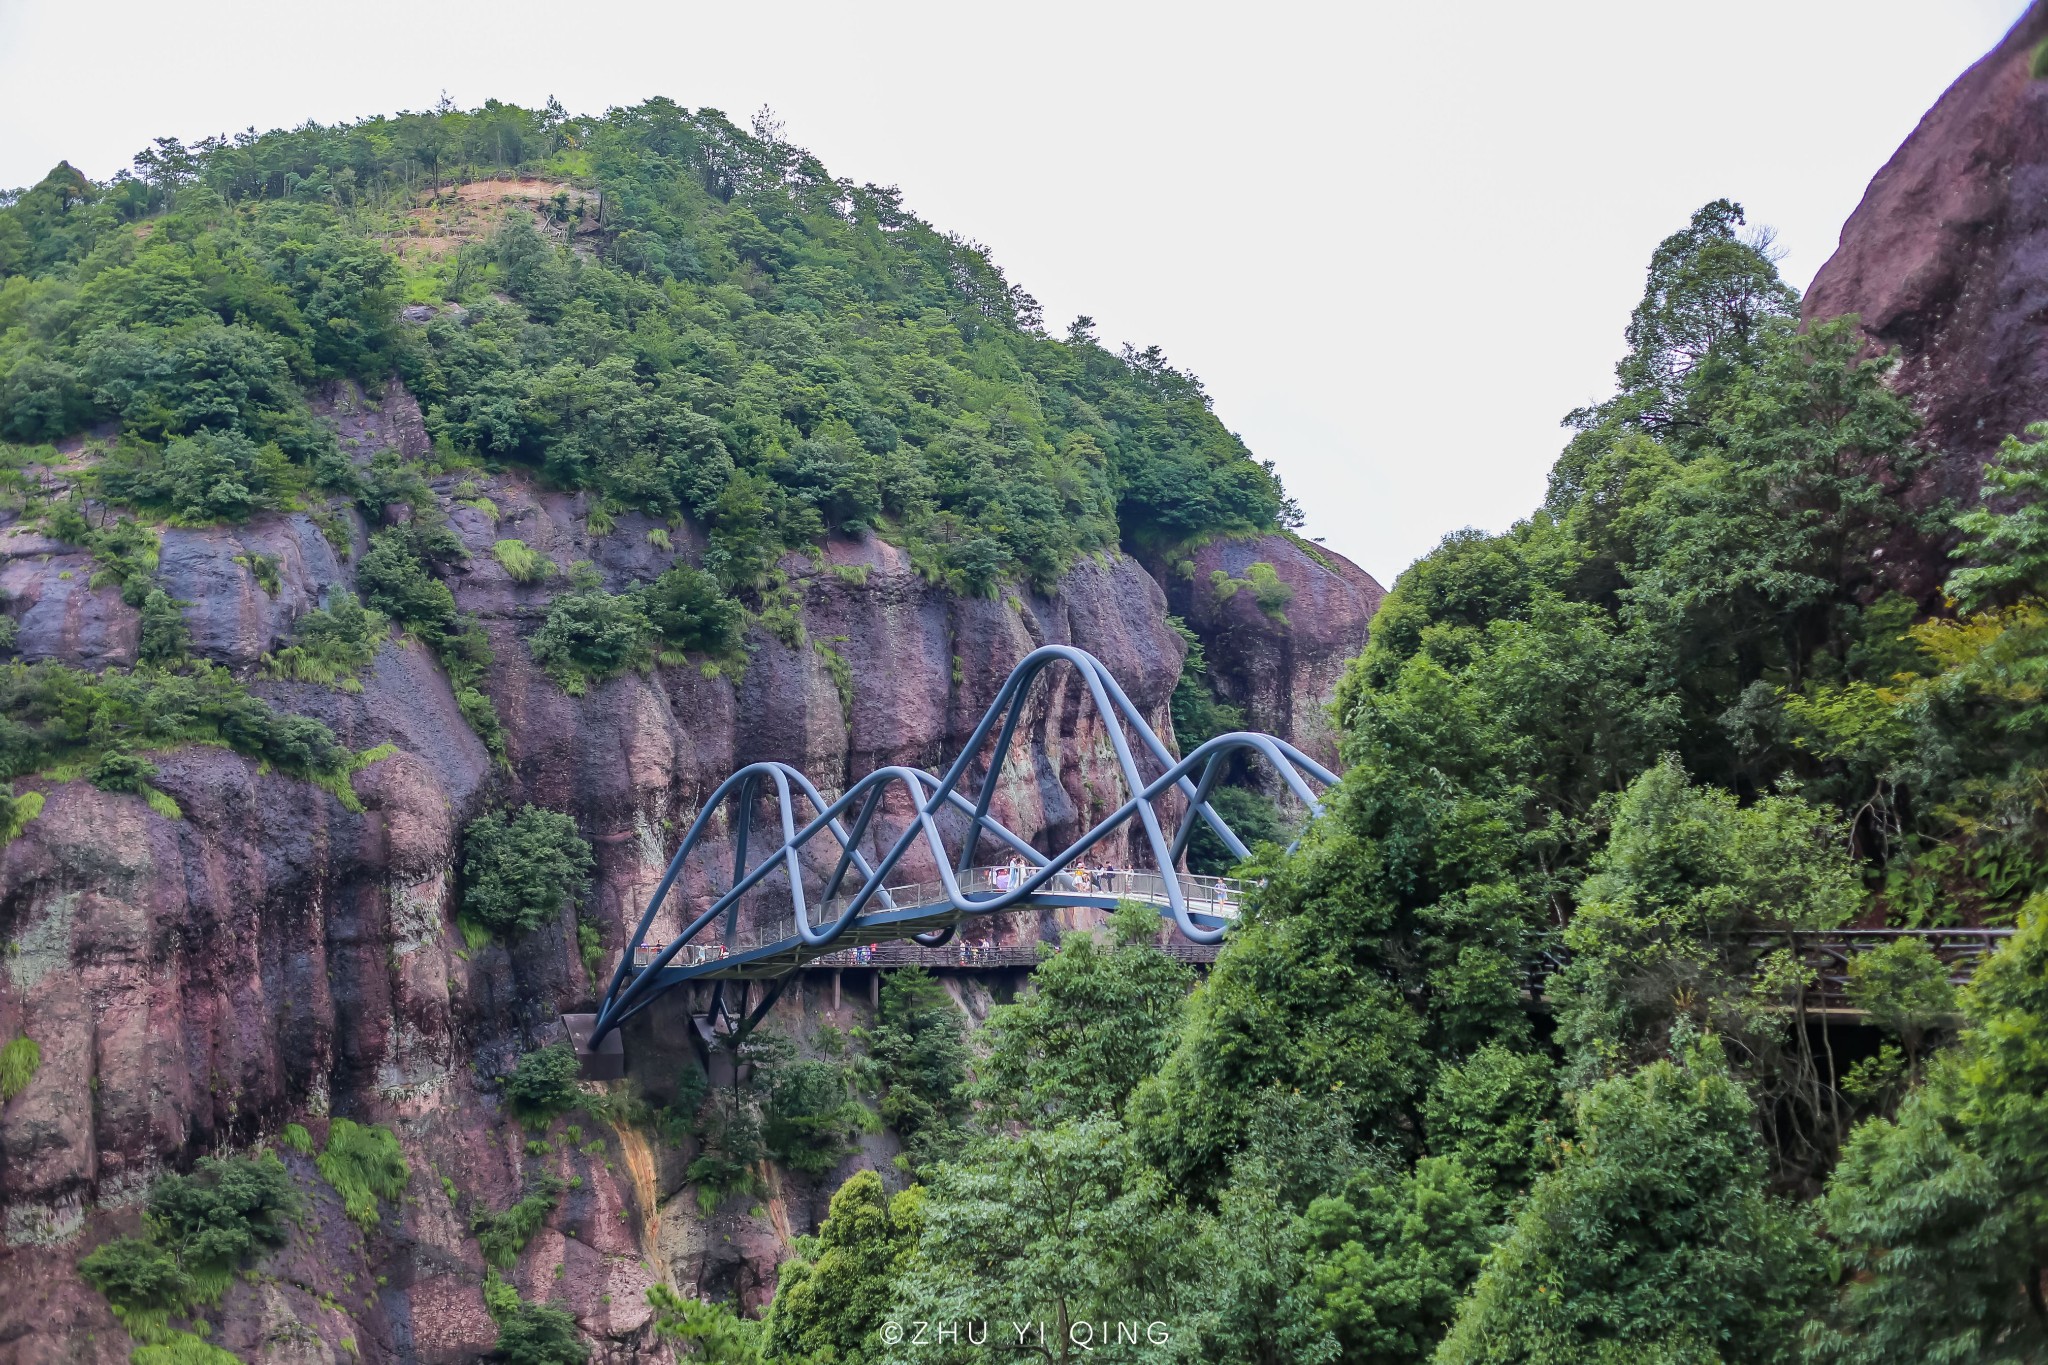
570;645;1341;1074
625;865;1249;984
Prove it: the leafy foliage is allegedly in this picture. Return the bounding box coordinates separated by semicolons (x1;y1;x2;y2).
642;562;746;657
1302;1154;1495;1364
885;1118;1199;1364
149;1151;298;1279
763;1170;920;1365
0;660;349;783
263;590;388;688
859;968;970;1169
0;101;1294;603
474;1177;564;1269
649;1285;762;1362
494;1299;589;1365
461;805;592;937
971;901;1193;1124
1436;1037;1824;1363
761;1059;877;1174
79;1237;190;1317
502;1043;583;1121
528;587;650;693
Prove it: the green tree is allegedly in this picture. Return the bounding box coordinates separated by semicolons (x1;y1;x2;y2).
641;563;745;657
1844;937;1956;1081
861;967;970;1169
529;588;649;693
495;1300;589;1365
462;805;592;937
761;1059;877;1175
971;900;1192;1124
1947;422;2048;612
1128;818;1434;1194
1551;757;1860;1085
1435;1037;1823;1364
1420;1043;1561;1193
1558;199;1798;468
649;1286;762;1362
79;1237;189;1316
763;1170;921;1365
886;1118;1200;1365
1304;1155;1496;1365
136;588;189;664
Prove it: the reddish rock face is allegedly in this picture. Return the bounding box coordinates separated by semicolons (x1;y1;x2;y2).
0;382;1379;1360
1145;534;1385;773
1803;2;2048;501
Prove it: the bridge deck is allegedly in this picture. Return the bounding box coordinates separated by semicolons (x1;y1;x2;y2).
625;867;1244;984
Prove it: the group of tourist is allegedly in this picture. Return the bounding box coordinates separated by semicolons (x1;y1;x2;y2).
988;858;1128;894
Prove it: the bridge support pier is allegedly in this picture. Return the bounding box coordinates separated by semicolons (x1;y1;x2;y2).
561;1013;624;1082
832;969;841;1012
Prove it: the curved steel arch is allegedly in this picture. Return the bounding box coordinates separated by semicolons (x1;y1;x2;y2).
588;645;1338;1046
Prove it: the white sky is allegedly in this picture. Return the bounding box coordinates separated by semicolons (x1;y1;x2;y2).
0;0;2028;585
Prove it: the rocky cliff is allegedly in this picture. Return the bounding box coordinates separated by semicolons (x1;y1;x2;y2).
1804;1;2048;509
0;383;1381;1363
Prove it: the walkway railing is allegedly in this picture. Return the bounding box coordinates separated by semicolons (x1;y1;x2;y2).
631;865;1254;968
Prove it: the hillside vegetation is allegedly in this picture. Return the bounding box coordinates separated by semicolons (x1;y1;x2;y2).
10;99;2048;1365
0;99;1294;598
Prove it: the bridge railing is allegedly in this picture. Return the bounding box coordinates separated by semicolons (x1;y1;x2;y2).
630;865;1256;969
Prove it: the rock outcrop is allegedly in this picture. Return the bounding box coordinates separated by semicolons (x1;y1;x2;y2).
1147;534;1384;773
0;382;1380;1362
1804;1;2048;503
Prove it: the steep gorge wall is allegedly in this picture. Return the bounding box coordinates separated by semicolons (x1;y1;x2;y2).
0;381;1381;1363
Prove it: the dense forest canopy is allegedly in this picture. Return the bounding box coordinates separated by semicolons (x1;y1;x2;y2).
0;97;1297;597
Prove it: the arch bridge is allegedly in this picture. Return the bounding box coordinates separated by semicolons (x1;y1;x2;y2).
566;645;1340;1076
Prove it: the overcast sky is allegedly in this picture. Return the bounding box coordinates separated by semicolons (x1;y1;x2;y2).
0;0;2029;585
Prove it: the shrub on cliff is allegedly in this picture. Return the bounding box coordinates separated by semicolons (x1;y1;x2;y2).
502;1043;582;1120
461;804;593;937
762;1059;879;1175
494;1299;590;1365
96;429;291;523
357;530;461;644
860;967;971;1169
474;1175;565;1268
649;1285;764;1361
79;1236;189;1317
0;660;350;783
641;563;745;658
150;1151;298;1287
528;587;650;694
136;587;190;665
264;590;388;689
